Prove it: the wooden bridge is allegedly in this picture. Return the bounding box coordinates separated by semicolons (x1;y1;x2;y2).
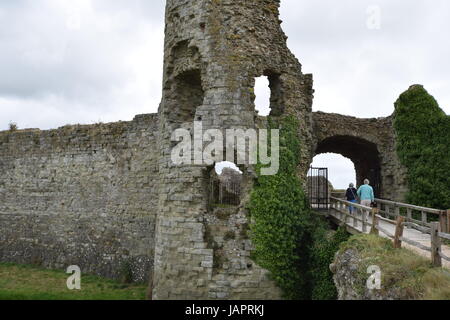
326;197;450;268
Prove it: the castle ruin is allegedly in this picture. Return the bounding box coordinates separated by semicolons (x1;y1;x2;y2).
0;0;408;299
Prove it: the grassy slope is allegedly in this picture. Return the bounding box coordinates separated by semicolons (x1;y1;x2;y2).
0;263;147;300
340;234;450;300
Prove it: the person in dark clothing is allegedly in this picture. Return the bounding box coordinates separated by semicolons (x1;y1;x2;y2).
346;183;358;214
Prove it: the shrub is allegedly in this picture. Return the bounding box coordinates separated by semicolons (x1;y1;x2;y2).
393;85;450;209
249;116;312;299
309;227;350;300
119;261;133;284
8;122;18;132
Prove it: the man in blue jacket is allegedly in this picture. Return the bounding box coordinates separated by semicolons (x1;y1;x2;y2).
357;179;375;207
345;183;358;214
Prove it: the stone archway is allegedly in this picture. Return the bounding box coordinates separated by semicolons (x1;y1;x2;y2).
315;135;382;197
310;112;408;200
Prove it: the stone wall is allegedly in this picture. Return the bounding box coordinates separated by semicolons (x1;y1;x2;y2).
311;112;408;201
151;0;314;300
0;114;159;282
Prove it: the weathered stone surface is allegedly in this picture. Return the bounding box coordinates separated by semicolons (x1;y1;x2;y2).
151;0;309;300
311;112;408;201
331;248;403;300
0;115;158;282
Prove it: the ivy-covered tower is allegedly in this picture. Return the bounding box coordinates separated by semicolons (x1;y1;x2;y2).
152;0;314;299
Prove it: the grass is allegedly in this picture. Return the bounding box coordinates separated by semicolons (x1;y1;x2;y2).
0;263;147;300
340;234;450;300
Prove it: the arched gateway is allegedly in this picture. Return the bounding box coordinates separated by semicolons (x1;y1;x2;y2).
310;112;408;200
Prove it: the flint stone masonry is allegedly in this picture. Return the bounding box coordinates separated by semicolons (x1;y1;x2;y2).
0;114;158;282
0;0;410;300
151;0;312;300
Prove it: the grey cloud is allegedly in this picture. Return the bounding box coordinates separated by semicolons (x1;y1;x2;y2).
0;0;448;133
281;0;450;117
92;0;166;21
0;1;141;100
0;0;165;131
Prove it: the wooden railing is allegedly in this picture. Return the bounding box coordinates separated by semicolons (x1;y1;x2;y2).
374;198;450;234
330;197;450;267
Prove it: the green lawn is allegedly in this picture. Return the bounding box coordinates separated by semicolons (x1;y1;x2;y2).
0;263;147;300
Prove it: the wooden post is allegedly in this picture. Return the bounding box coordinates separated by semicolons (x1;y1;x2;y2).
421;211;427;226
395;205;400;218
440;211;448;234
447;210;450;234
407;208;412;222
343;204;348;225
371;208;379;235
394;216;405;249
447;209;450;234
430;222;442;268
362;210;367;233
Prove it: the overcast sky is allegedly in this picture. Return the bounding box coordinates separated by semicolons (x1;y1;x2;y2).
1;0;449;188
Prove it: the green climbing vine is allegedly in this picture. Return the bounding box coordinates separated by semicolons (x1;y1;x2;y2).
393;85;450;210
248;116;349;300
309;227;350;300
248;116;311;299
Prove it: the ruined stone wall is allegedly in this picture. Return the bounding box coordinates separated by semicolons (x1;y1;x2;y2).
0;114;159;282
152;0;314;300
0;0;412;300
0;0;314;298
311;112;408;201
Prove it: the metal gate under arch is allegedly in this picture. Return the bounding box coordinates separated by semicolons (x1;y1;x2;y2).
307;167;329;209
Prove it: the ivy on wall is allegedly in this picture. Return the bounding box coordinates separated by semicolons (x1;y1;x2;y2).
393;85;450;210
248;116;349;300
309;227;350;300
248;116;311;299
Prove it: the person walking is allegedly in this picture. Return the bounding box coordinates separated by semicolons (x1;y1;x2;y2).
345;183;358;214
357;179;375;207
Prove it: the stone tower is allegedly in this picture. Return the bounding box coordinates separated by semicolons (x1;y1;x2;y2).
152;0;314;299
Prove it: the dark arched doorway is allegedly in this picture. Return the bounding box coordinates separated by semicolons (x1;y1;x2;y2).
315;135;382;197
